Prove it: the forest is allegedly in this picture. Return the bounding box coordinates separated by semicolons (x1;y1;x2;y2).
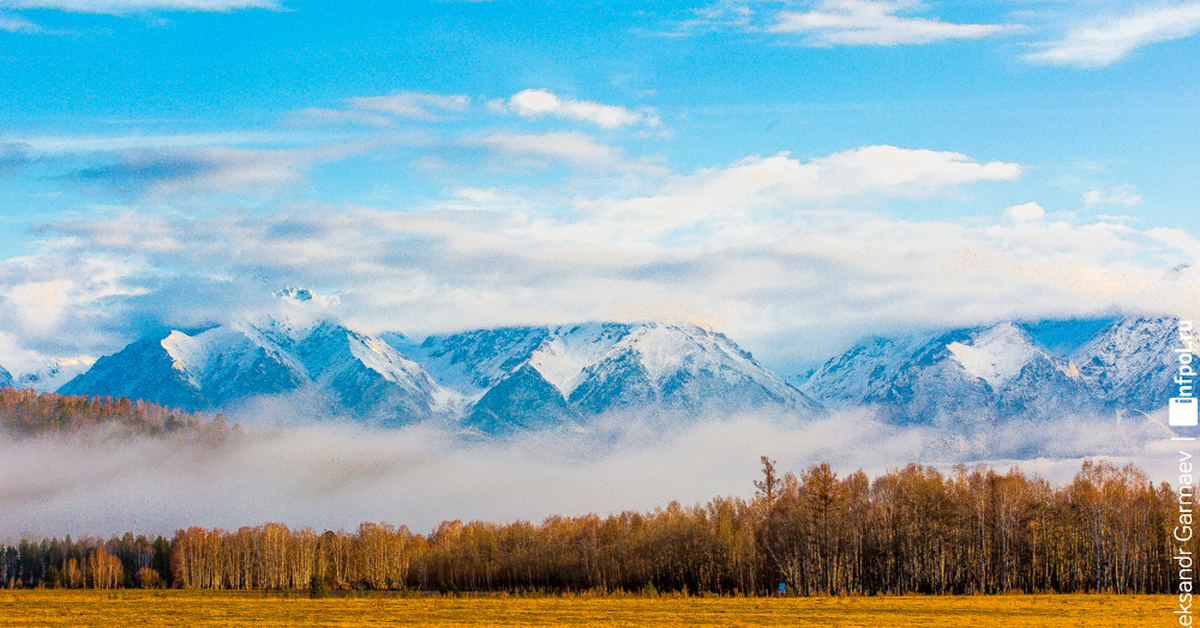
0;387;227;438
0;455;1181;596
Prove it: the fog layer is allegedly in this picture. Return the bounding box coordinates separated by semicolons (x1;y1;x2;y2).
0;408;1180;543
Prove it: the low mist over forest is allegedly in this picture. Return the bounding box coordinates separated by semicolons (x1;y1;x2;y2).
1;456;1178;596
0;387;1183;547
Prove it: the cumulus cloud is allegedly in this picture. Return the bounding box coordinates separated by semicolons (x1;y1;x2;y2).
4;144;1196;373
0;0;279;13
1081;184;1142;208
769;0;1015;46
502;89;661;129
0;250;151;357
1023;1;1200;68
645;146;1022;214
1002;201;1045;222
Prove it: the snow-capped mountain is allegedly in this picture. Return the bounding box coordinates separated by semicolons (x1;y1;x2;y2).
51;305;1185;438
58;337;210;410
0;364;11;388
398;321;822;432
57;316;817;433
1070;316;1183;412
802;317;1180;425
60;315;457;425
12;359;94;392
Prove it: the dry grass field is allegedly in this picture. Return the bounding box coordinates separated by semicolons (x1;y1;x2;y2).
0;590;1171;627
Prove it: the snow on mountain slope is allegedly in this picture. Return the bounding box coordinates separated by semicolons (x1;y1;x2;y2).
946;323;1040;389
47;310;1186;442
13;359;94;392
293;322;461;420
401;327;554;399
58;337;208;410
526;323;631;395
1071;316;1181;411
60;316;458;423
803;321;1095;425
567;322;821;415
404;321;822;432
799;333;936;408
467;364;575;434
0;364;12;388
157;324;306;407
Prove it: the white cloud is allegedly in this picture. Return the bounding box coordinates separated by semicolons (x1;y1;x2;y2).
1002;201;1045;222
475;130;665;174
66;145;326;198
9;143;1196;373
11;130;293;153
0;11;40;31
505;89;661;129
1081;184;1142;208
644;146;1023;215
1;130;358;201
287;108;396;129
0;0;278;13
1023;1;1200;68
478;130;619;165
665;1;755;37
350;92;470;121
770;0;1014;46
283;92;471;128
803;144;1023;193
0;251;151;357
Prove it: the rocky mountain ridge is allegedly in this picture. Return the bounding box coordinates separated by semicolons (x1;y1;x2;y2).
8;314;1186;436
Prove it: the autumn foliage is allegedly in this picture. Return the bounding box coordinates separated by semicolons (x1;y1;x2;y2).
0;387;218;437
1;458;1181;595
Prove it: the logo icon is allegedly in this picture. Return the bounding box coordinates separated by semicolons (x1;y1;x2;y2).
1171;397;1198;427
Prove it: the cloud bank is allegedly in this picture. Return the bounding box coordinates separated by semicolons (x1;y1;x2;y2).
2;141;1196;373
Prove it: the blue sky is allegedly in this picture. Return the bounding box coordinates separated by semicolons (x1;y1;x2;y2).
1;0;1199;377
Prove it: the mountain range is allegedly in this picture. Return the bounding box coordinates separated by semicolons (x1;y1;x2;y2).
1;311;1187;437
45;314;817;433
391;322;821;432
57;313;455;427
799;317;1180;427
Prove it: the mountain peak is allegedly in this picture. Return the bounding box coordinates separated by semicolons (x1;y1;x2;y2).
946;322;1042;388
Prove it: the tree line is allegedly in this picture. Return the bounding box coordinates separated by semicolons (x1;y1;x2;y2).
0;387;226;438
1;458;1182;595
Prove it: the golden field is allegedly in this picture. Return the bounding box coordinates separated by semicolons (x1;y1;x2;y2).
0;590;1173;627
